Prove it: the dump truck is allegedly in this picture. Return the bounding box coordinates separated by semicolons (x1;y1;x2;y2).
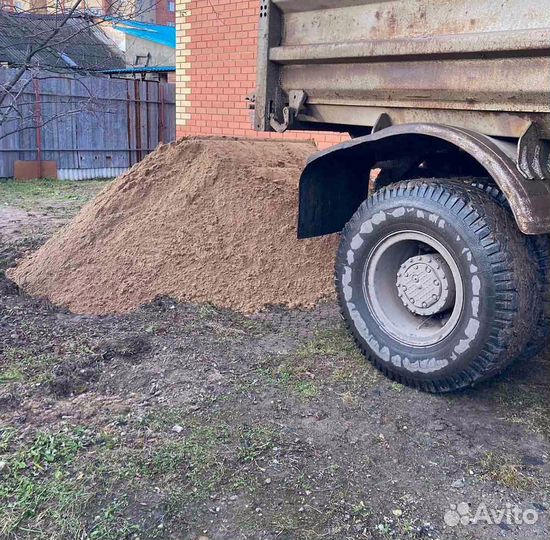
254;0;550;392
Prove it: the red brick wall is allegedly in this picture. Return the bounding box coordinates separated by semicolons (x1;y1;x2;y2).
176;0;348;150
155;0;176;26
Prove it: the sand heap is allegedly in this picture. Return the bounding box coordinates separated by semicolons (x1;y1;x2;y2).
10;138;338;315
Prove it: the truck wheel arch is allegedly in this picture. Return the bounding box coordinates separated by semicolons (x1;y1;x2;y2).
298;123;550;238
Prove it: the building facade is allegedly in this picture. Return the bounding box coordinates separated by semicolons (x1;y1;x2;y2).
175;0;346;149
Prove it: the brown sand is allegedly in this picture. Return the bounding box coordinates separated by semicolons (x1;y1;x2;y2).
9;137;338;315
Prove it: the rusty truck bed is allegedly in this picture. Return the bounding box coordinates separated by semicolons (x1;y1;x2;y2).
255;0;550;139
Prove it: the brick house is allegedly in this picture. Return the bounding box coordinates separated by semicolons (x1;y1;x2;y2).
175;0;347;149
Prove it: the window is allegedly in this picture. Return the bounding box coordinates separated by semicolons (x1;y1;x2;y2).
168;1;175;12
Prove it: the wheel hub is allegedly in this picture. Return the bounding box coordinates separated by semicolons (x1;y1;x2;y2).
396;254;456;316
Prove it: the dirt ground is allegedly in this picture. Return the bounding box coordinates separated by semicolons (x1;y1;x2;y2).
1;179;549;540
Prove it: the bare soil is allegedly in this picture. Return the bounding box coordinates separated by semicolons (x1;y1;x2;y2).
10;138;338;315
0;178;549;540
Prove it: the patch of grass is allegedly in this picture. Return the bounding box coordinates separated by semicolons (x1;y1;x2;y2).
134;406;188;432
0;427;17;452
133;421;281;519
340;390;360;407
0;429;91;537
127;424;229;501
87;497;141;540
390;382;405;393
230;471;262;495
258;329;368;399
374;514;429;540
0;428;147;540
350;500;372;521
297;327;364;361
268;363;320;399
238;425;278;463
197;303;220;320
293;380;320;398
486;378;550;439
296;327;382;392
193;306;270;344
0;367;23;384
0;179;109;212
479;452;537;490
2;347;59;384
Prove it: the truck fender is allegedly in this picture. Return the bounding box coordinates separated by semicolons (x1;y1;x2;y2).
298;123;550;238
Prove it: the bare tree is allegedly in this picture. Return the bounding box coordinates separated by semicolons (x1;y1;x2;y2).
0;0;84;111
0;0;166;142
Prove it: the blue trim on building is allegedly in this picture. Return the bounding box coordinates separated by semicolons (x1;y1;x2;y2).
101;66;175;73
105;17;176;48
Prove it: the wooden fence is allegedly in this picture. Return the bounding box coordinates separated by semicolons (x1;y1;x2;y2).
0;69;176;179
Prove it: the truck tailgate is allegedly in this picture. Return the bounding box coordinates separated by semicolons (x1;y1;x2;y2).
255;0;550;138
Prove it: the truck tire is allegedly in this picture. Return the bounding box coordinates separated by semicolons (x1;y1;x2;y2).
458;178;550;362
335;180;540;393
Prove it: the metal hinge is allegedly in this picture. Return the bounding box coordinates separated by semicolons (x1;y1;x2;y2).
246;92;256;110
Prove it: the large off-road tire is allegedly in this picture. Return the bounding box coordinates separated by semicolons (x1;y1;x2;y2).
460;178;550;361
335;180;540;393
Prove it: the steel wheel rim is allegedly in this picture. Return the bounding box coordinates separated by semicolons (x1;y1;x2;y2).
362;231;465;347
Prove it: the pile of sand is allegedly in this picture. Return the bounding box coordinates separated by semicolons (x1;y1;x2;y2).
10;138;338;315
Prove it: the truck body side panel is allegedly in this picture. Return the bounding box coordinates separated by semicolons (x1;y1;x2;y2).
256;0;550;139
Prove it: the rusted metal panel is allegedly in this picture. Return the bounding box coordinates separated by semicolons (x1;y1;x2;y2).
14;160;57;181
255;0;550;140
279;0;549;43
270;29;550;64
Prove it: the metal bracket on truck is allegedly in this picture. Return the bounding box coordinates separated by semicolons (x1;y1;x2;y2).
269;90;307;133
518;123;550;181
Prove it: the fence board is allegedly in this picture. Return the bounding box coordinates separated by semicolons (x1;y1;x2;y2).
0;68;176;179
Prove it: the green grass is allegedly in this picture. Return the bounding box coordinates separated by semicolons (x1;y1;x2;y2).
484;375;550;440
296;327;365;361
261;326;382;400
0;179;109;213
479;452;537;490
0;367;24;384
120;423;231;501
0;428;145;540
238;425;278;463
2;347;59;385
87;497;142;540
0;429;90;537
